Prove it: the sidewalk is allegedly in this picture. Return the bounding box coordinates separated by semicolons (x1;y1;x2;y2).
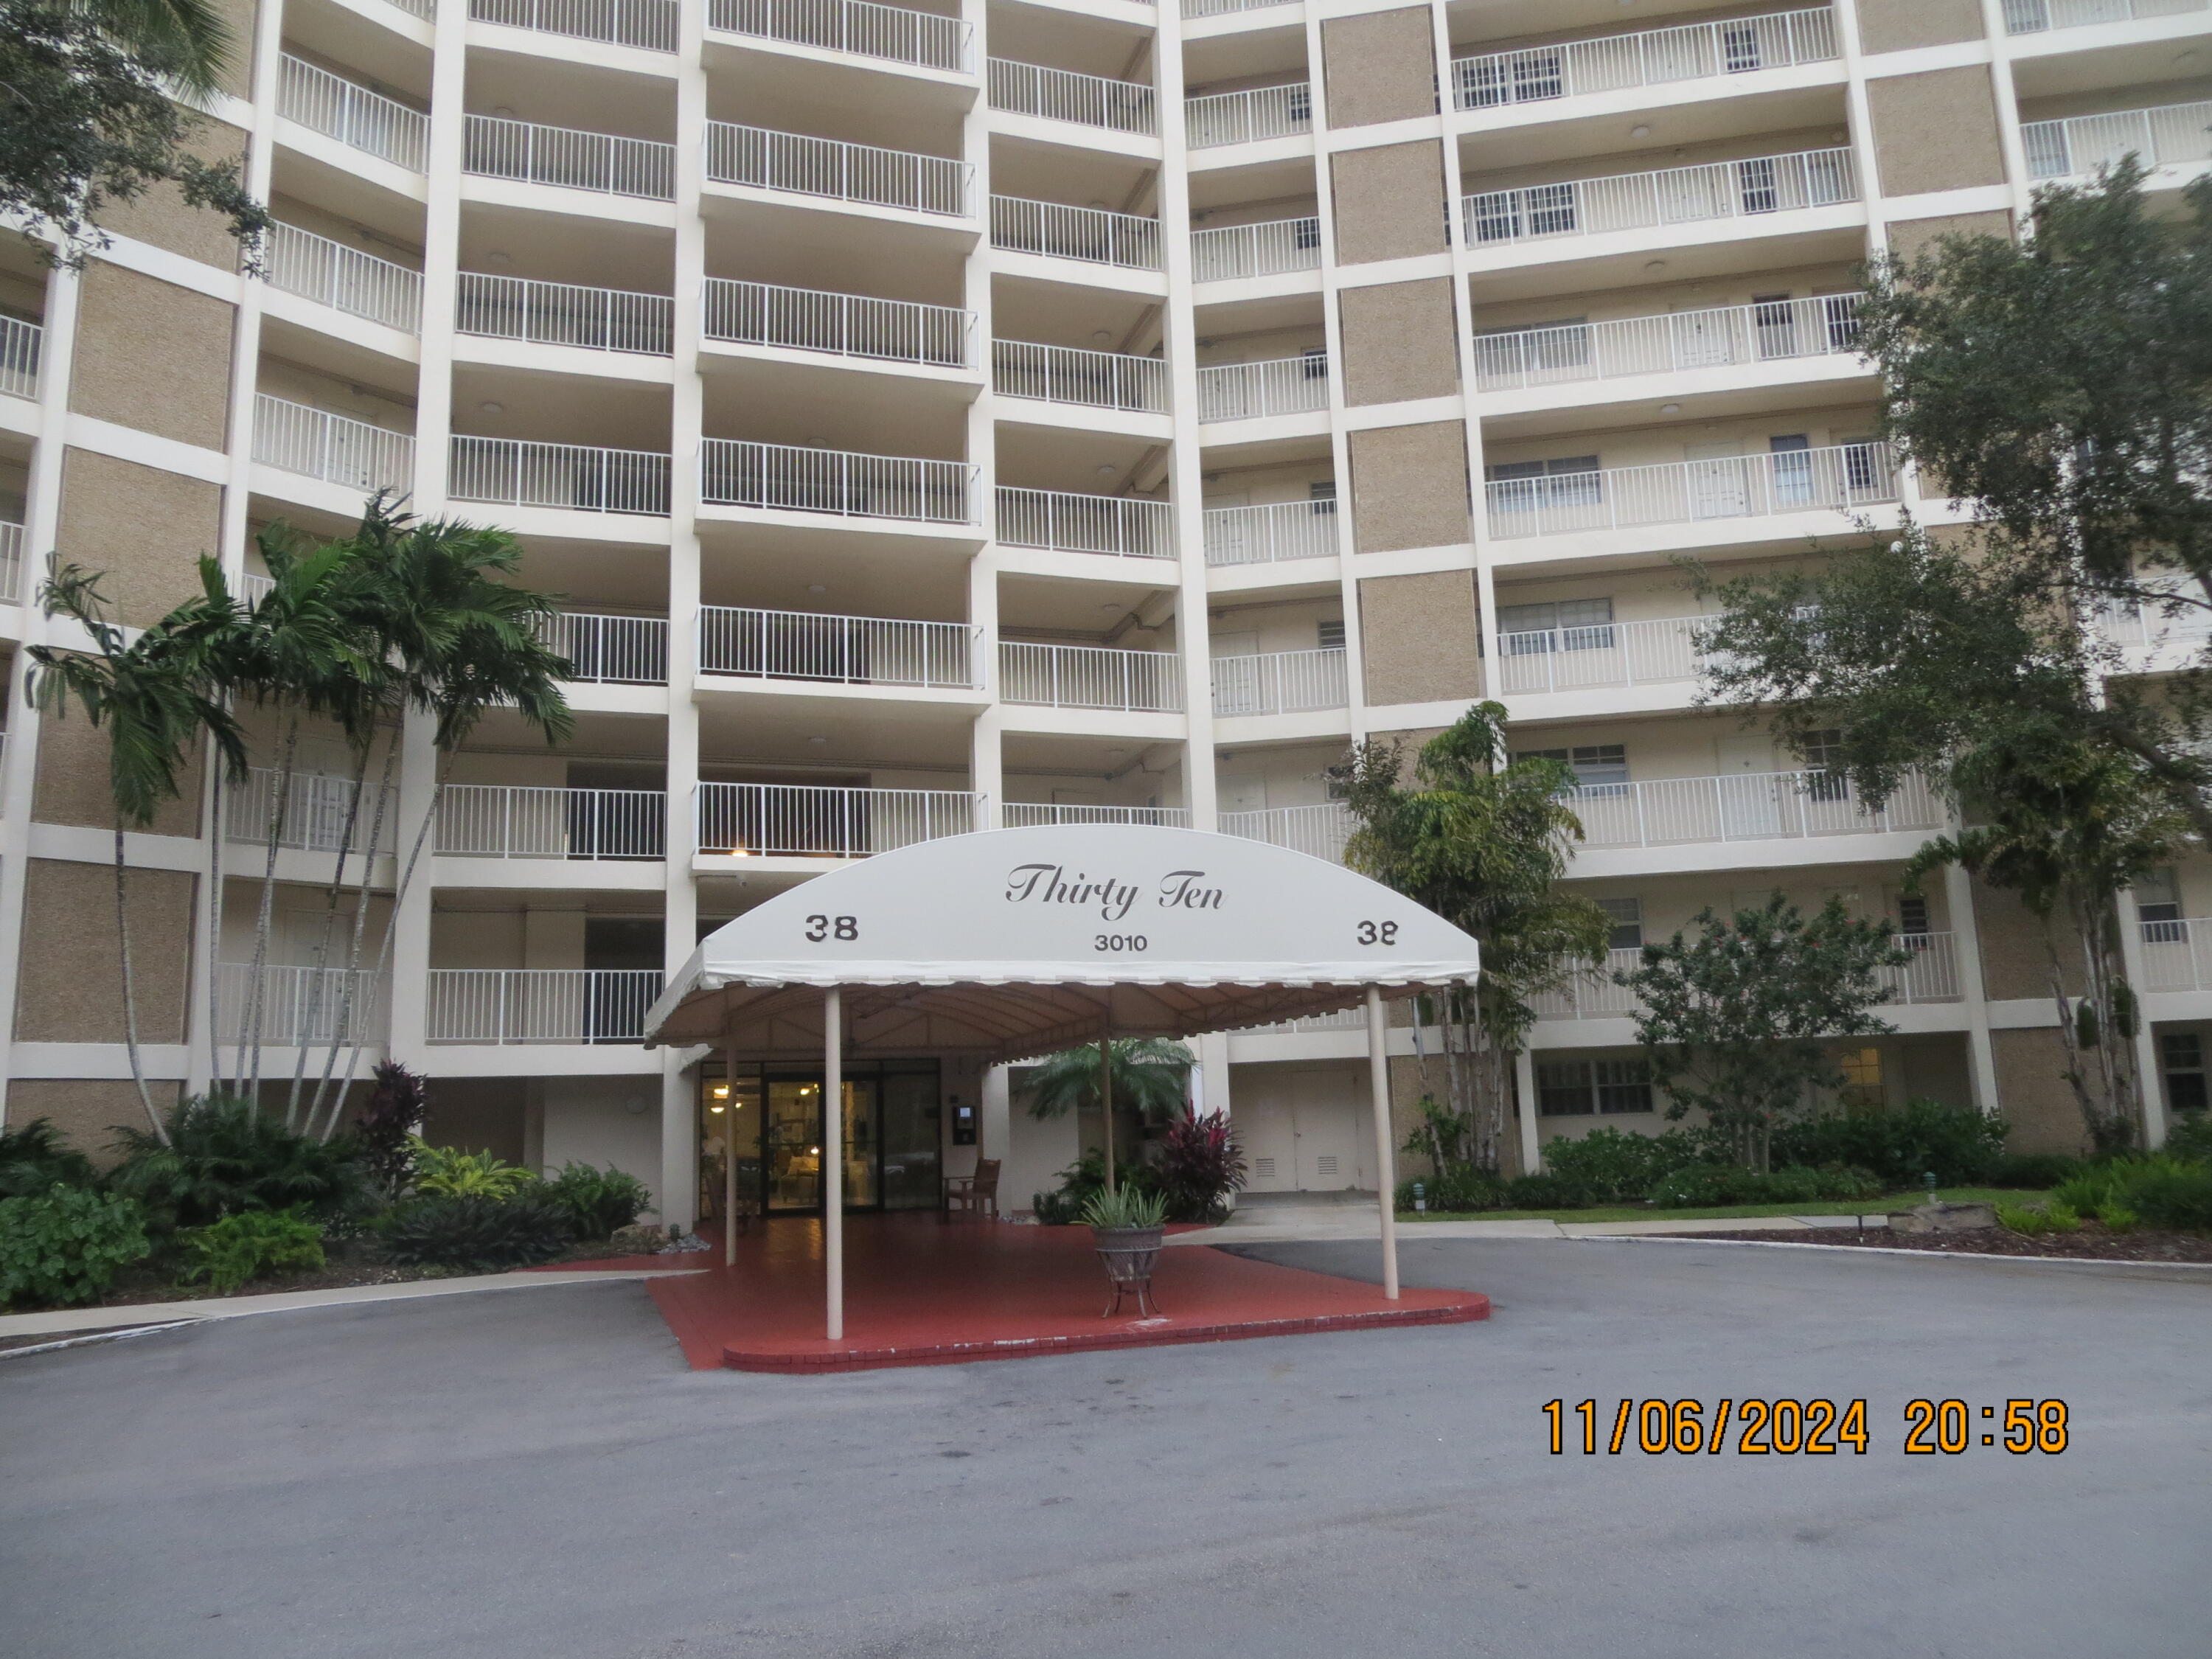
1169;1207;1884;1247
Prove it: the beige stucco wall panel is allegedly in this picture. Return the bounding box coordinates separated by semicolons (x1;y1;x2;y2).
1346;422;1469;553
33;711;205;838
15;858;195;1045
1890;211;2014;261
54;448;226;628
1360;571;1481;705
1856;0;1982;53
1321;8;1437;129
8;1079;183;1162
1338;279;1461;406
99;119;251;269
1991;1027;2090;1155
68;264;234;448
1331;143;1449;265
1867;69;2006;200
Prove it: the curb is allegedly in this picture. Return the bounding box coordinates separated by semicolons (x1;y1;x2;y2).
1594;1234;2212;1273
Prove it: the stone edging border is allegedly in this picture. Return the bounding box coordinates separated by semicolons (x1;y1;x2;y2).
1593;1235;2212;1272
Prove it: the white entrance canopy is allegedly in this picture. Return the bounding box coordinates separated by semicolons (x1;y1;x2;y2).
644;824;1481;1337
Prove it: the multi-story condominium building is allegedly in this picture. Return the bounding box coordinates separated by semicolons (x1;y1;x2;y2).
1;0;2207;1224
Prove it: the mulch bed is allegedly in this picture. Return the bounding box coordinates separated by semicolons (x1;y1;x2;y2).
1682;1224;2212;1263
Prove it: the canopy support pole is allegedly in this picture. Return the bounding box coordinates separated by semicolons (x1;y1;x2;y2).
1366;984;1400;1301
824;986;844;1342
1099;1006;1116;1197
723;1046;740;1268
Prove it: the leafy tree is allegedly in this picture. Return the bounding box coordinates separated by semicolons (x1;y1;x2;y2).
1022;1037;1192;1194
0;0;269;267
1616;894;1908;1172
1904;731;2188;1152
1334;703;1611;1174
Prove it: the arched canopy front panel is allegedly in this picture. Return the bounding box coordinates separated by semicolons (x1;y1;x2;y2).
647;825;1481;1062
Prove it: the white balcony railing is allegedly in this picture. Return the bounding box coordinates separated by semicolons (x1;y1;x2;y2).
0;523;21;605
436;785;667;858
1462;146;1857;247
1473;293;1863;393
448;437;672;515
992;195;1163;269
998;641;1183;712
2004;0;2208;32
463;115;676;201
1486;442;1896;539
1182;0;1295;17
1003;803;1192;828
456;273;674;355
1537;934;1961;1017
426;968;662;1044
697;606;978;687
700;439;975;523
253;395;415;494
706;122;972;216
546;611;670;683
0;315;41;400
2141;917;2212;992
264;223;422;332
1220;801;1351;863
1192;216;1321;282
1452;7;1837;111
1185;83;1312;147
1202;501;1338;566
219;965;387;1046
277;57;428;170
223;766;399;852
1197;354;1330;421
1211;648;1349;717
2097;597;2212;648
991;60;1155;134
703;277;974;366
470;0;678;49
992;340;1169;412
709;0;973;72
995;487;1175;559
1496;615;1711;696
696;781;984;857
1567;768;1941;851
2023;101;2212;181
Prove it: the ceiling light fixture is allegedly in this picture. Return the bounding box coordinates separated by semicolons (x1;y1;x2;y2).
1660;403;1682;414
1644;260;1667;273
1630;124;1651;139
479;400;504;414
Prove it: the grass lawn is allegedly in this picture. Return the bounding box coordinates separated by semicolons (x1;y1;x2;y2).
1393;1187;2053;1225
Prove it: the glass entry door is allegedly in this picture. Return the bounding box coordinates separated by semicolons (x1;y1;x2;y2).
764;1075;880;1213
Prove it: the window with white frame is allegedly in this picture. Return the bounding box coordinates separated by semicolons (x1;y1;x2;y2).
1497;597;1614;655
1538;1057;1655;1116
1597;896;1643;951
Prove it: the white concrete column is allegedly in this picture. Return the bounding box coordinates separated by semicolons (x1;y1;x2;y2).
824;985;845;1340
1365;986;1399;1300
981;1062;1011;1217
1514;1046;1540;1176
1943;864;2003;1114
723;1043;740;1264
386;715;439;1071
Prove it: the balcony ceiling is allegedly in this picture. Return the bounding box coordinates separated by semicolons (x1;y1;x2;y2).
466;54;677;145
457;204;673;296
700;548;970;622
695;695;976;769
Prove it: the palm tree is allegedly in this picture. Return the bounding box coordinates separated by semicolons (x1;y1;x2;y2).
28;562;248;1138
1023;1037;1192;1194
77;0;236;99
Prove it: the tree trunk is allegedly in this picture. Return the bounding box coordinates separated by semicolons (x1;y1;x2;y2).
243;722;299;1113
1098;1031;1116;1197
204;761;226;1093
114;821;164;1141
312;737;400;1140
287;740;375;1127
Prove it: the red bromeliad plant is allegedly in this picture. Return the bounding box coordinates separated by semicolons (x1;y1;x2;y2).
1155;1110;1248;1223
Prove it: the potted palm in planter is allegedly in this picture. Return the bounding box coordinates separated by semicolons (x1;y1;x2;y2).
1082;1184;1169;1317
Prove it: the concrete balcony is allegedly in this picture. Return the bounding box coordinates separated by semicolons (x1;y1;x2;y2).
992;340;1169;415
1185;83;1312;149
2023;100;2212;183
223;767;398;856
448;436;672;516
1183;0;1296;19
464;115;676;202
1461;147;1857;251
1534;933;1963;1018
990;60;1155;136
0;522;21;605
1484;442;1896;543
253;394;414;495
694;780;984;860
1472;293;1863;397
0;315;41;400
2142;918;2212;992
1203;501;1336;568
434;785;667;859
470;0;679;52
218;964;388;1047
1497;615;1710;698
2005;0;2208;33
1003;803;1192;828
265;223;422;334
703;278;976;369
1197;355;1329;422
546;611;671;684
456;273;674;356
707;122;973;218
1450;7;1837;116
1568;768;1941;854
697;605;979;689
995;487;1176;563
700;439;976;525
1191;216;1321;282
1211;648;1349;717
708;0;974;73
425;968;661;1044
1220;801;1351;863
278;56;428;173
999;641;1183;712
992;195;1162;271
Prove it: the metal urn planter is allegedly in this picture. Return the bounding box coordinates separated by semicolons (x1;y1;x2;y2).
1093;1223;1164;1318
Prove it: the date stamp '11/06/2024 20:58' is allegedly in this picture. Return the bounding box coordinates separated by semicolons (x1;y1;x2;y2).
1543;1399;2072;1456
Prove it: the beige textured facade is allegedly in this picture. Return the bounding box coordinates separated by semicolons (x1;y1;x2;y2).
0;0;2202;1210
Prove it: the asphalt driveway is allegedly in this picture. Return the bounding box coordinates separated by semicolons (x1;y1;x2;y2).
4;1237;2207;1659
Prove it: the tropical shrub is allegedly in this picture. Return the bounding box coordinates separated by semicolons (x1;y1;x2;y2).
2051;1169;2114;1217
109;1096;366;1229
0;1118;97;1200
1501;1172;1594;1210
1031;1152;1158;1225
1770;1099;2009;1188
355;1062;428;1200
1402;1166;1509;1213
1646;1164;1881;1208
1079;1185;1168;1229
1997;1200;2081;1236
0;1186;150;1308
176;1208;324;1294
1154;1112;1247;1223
408;1139;538;1200
1540;1127;1727;1205
543;1162;653;1239
2116;1163;2212;1233
1989;1153;2081;1189
2163;1112;2212;1165
380;1193;576;1270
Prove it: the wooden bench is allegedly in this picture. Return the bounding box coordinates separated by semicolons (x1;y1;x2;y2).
942;1158;1001;1220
